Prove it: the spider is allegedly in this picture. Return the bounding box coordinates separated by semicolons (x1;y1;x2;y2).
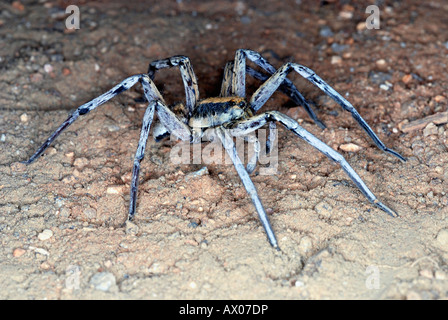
23;49;406;250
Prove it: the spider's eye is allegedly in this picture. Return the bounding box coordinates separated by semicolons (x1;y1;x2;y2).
238;101;246;108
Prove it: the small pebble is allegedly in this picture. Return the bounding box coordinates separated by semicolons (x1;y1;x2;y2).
423;123;438;137
38;229;53;241
83;207;97;219
20;113;29;123
375;59;388;71
125;221;139;235
339;143;362;152
436;228;448;247
435;270;447;280
89;272;117;292
402;74;413;84
339;11;353;19
314;201;333;217
29;246;50;256
434;95;446;103
319;26;333;38
185;167;209;181
1;134;6;142
419;269;433;279
106;186;123;194
65;151;75;160
62;67;71;76
331;56;342;65
43;63;53;73
73;157;89;169
379;83;391;91
31;73;43;83
13;248;26;257
356;22;366;31
298;236;313;254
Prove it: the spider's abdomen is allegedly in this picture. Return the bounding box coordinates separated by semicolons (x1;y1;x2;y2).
189;97;247;128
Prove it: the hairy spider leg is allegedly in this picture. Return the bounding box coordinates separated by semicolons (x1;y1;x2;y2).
129;101;156;219
219;61;235;98
128;86;192;220
240;133;261;174
23;74;164;164
229;111;398;218
215;127;279;249
148;55;199;117
249;61;406;161
244;66;326;129
219;62;266;173
220;62;276;173
225;55;325;129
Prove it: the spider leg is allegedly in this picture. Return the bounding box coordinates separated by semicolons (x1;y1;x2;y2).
128;97;191;220
229;111;398;218
249;61;406;161
215;127;279;249
148;55;199;117
238;133;260;174
219;61;235;97
129;100;156;220
231;49;325;126
244;65;326;129
23;74;163;164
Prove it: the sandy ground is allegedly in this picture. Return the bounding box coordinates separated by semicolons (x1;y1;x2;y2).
0;0;447;300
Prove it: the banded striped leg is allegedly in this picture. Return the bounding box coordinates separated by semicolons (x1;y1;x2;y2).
129;101;156;220
215;127;279;249
244;66;326;129
249;61;406;161
128;98;192;221
147;55;199;117
220;61;276;173
225;54;325;129
23;74;163;164
219;61;235;98
230;111;398;218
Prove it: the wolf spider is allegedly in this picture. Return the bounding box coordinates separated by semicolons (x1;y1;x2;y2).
24;49;405;249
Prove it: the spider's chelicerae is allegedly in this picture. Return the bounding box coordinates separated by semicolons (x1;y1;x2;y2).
24;49;406;249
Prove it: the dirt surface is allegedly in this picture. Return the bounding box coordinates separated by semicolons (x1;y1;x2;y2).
1;0;448;300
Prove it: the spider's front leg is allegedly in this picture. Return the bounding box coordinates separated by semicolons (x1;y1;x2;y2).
215;127;279;249
221;55;325;129
148;55;199;117
249;60;406;161
230;111;398;218
128;98;191;220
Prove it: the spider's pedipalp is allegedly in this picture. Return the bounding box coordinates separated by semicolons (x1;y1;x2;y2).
230;110;398;218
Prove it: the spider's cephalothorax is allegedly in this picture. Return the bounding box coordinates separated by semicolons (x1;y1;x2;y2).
23;49;406;250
